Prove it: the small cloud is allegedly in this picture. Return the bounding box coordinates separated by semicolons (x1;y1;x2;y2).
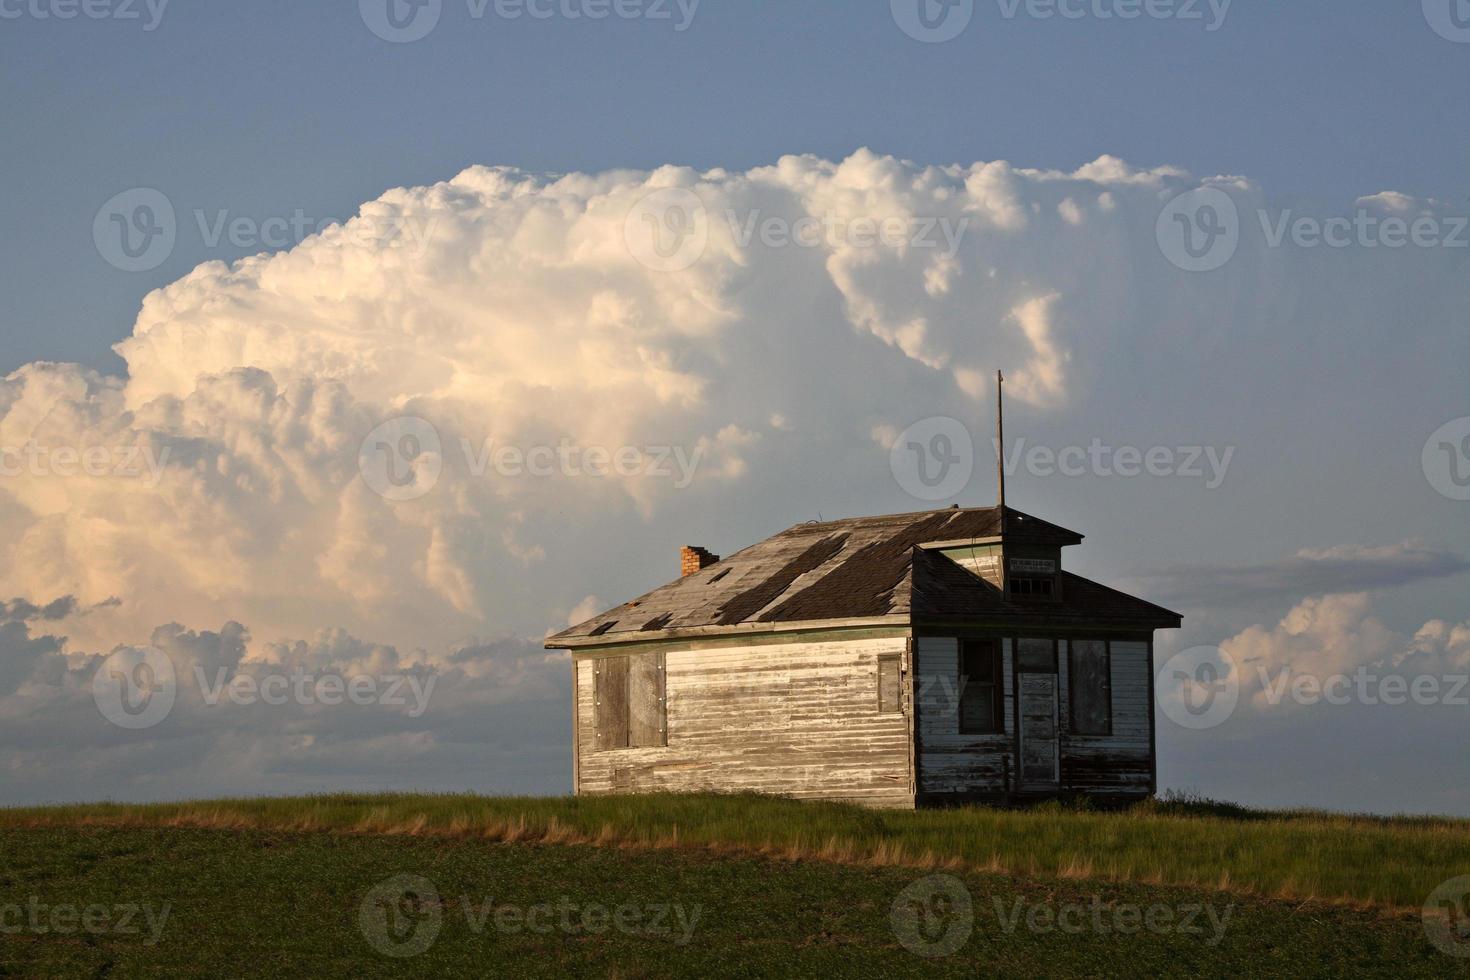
1136;540;1470;610
566;595;604;627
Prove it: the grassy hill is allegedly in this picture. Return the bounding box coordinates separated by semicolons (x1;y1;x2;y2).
2;793;1468;977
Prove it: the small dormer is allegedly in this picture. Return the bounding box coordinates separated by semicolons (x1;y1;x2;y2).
1003;545;1062;601
916;507;1082;601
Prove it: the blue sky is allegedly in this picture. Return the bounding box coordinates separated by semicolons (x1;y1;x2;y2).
0;2;1468;813
3;1;1466;371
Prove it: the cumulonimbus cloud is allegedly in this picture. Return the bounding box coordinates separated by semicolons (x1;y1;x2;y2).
2;150;1466;806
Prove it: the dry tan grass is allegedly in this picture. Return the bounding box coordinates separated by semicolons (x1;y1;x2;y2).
1;793;1457;916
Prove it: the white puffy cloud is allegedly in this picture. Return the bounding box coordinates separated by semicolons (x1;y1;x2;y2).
1;150;1466;806
1215;591;1470;709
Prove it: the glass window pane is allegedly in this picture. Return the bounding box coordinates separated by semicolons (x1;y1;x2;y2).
959;640;1002;734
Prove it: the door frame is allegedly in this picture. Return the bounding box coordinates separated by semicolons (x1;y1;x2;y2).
1013;637;1060;792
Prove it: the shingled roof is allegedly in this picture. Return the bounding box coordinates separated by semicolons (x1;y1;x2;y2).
547;506;1180;647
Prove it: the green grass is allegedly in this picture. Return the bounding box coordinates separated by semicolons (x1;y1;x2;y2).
4;792;1469;910
0;824;1461;978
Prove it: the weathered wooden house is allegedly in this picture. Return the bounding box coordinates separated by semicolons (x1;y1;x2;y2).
545;505;1181;809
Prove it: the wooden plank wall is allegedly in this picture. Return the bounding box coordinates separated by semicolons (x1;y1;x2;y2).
914;637;1015;794
915;636;1153;798
575;635;915;809
1057;639;1152;795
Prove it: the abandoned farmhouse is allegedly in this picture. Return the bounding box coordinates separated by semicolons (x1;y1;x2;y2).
545;505;1182;809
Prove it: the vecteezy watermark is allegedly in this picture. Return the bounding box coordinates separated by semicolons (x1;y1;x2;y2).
359;416;706;503
0;0;168;30
1156;187;1240;273
1254;667;1469;709
994;0;1231;30
360;0;701;44
889;419;1234;502
891;875;1232;958
1423;417;1470;502
359;417;446;503
91;646;437;730
890;0;974;43
1158;187;1470;273
993;894;1233;946
93;188;176;273
93;188;437;272
1423;0;1470;43
622;188;972;273
359;875;442;958
1156;645;1239;731
891;0;1230;43
0;443;171;485
358;874;701;957
725;210;970;258
0;899;171;946
92;646;178;730
889;417;975;502
1424;877;1470;958
999;438;1235;490
891;875;974;957
623;188;709;273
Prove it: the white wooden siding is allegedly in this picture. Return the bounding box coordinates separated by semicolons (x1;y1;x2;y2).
575;635;915;809
1058;638;1152;793
916;636;1154;797
914;636;1015;794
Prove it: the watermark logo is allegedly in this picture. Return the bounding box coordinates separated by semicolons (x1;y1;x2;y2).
1157;187;1239;273
1424;877;1470;958
0;0;169;29
360;875;443;958
96;188;433;272
891;875;974;957
0;443;171;485
93;188;176;273
1156;645;1238;730
890;417;974;502
359;416;444;502
360;0;443;42
1161;188;1469;272
993;895;1232;945
624;187;709;273
358;874;700;956
727;210;969;257
92;648;437;728
995;0;1231;30
1254;666;1468;709
1423;0;1470;43
1423;417;1470;502
0;899;171;946
92;646;177;730
999;437;1235;489
891;0;974;43
361;0;699;43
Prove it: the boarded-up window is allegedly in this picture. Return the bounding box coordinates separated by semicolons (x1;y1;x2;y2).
594;653;666;751
878;654;902;713
1016;637;1057;673
959;640;1003;734
1069;640;1112;736
628;652;667;747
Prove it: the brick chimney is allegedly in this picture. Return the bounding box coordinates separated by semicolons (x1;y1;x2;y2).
681;545;719;577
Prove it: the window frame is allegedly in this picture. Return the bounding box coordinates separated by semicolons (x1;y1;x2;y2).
958;639;1005;735
877;653;902;714
593;652;667;751
1067;639;1113;737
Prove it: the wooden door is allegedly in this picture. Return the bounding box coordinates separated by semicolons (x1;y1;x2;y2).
1017;672;1059;790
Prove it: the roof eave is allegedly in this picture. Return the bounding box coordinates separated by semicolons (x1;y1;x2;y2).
544;613;911;650
911;614;1182;632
